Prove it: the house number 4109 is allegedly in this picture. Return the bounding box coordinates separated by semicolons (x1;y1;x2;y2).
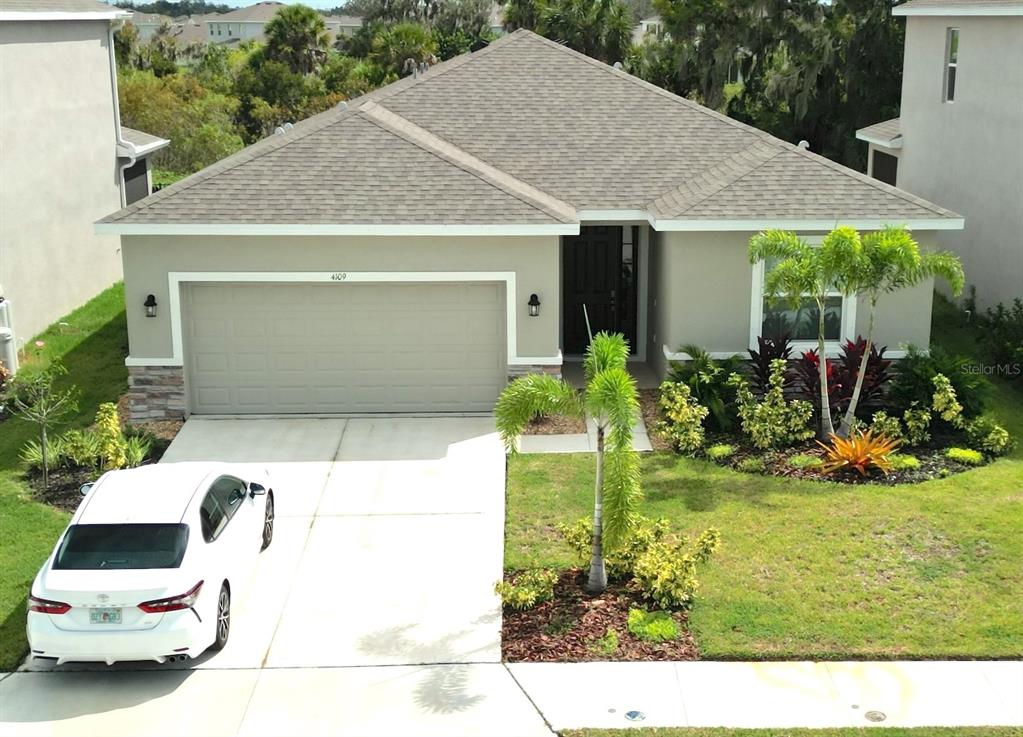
330;272;348;281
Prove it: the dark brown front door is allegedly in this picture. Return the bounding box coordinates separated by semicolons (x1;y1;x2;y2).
562;226;624;355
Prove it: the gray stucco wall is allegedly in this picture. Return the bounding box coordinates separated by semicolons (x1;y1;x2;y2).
652;231;937;376
0;20;124;345
121;234;561;361
899;16;1023;309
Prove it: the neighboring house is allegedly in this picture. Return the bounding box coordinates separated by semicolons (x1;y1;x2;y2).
173;13;221;47
632;15;662;43
124;10;170;41
205;1;285;44
0;0;168;358
96;30;963;422
324;14;363;41
857;0;1023;309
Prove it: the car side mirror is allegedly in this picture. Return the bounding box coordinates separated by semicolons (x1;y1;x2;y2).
80;483;94;497
249;482;267;497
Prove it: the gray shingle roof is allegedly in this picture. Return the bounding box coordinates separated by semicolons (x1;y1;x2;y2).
101;29;961;228
856;118;902;146
121;126;168;150
0;0;126;13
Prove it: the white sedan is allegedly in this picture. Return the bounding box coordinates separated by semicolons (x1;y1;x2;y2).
27;463;274;665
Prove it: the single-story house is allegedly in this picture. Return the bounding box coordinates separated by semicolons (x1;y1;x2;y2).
96;30;964;422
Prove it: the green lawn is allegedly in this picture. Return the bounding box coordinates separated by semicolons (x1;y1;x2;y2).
507;306;1023;660
562;729;1023;737
0;283;128;670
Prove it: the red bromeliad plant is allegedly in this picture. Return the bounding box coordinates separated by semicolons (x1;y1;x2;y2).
818;430;900;476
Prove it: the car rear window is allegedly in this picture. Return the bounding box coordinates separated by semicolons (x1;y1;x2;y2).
53;524;189;570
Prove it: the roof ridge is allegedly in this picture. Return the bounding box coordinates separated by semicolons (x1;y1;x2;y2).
358;101;576;223
648;142;783;217
517;32;960;220
101;34;529;223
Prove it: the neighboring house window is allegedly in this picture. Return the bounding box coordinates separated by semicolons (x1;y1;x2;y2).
871;149;898;187
944;28;959;102
209;26;213;35
750;236;857;352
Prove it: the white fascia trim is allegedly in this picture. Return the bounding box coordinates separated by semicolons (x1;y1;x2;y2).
0;11;129;21
577;210;655;224
95;223;580;236
120;139;171;159
164;270;532;369
653;217;964;231
855;132;903;149
894;4;1023;15
661;345;912;362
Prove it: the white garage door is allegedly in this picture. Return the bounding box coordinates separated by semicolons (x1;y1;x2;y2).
183;282;506;414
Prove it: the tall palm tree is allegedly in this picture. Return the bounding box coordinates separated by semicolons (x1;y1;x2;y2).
749;227;863;438
836;226;964;436
265;4;330;75
495;332;641;594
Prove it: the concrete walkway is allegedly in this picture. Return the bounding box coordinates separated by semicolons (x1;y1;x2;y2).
518;415;653;454
511;660;1023;732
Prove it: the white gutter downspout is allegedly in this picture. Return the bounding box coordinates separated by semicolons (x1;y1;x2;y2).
107;22;135;208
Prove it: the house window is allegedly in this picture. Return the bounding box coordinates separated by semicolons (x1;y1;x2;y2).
209;26;213;36
944;28;959;102
750;236;856;352
871;149;898;186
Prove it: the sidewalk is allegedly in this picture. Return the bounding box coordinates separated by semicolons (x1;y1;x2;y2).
518;416;653;454
510;660;1023;732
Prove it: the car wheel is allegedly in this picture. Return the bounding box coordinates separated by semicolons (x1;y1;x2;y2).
261;492;274;551
212;583;230;650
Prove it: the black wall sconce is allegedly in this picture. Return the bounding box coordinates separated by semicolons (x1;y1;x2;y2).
144;294;158;318
528;293;541;317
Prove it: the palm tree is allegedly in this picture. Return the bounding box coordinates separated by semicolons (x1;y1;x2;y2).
749;227;863;438
495;332;641;594
265;4;330;75
836;226;964;436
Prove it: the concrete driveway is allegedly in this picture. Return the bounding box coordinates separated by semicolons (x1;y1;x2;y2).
1;418;551;737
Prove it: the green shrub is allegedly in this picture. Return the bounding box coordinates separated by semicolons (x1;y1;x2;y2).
21;439;50;472
964;417;1014;456
494;569;558;611
931;374;965;428
977;298;1023;379
557;516;671;580
590;627;619;657
95;402;126;470
729;360;815;449
666;345;742;431
788;453;822;470
902;404;932;446
868;411;903;443
890;345;989;419
626;608;680;642
889;453;921;471
657;381;709;454
736;457;766;474
631;528;721;609
946;447;984;466
705;443;736;461
124;434;153;468
60;429;101;470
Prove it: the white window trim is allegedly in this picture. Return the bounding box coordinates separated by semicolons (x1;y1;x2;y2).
748;237;858;355
124;271;563;370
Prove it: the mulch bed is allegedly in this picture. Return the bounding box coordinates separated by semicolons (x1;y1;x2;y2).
523;413;587;435
27;466;98;513
714;434;983;485
502;569;698;662
638;389;672;451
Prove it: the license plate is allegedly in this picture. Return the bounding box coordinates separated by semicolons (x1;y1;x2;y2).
89;608;122;624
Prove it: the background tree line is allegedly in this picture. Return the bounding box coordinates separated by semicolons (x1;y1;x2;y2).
115;0;903;186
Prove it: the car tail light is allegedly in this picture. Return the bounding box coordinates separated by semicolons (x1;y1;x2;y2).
29;595;71;615
138;581;204;614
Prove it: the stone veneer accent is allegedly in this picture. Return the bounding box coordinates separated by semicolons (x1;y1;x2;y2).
507;364;562;380
127;365;186;423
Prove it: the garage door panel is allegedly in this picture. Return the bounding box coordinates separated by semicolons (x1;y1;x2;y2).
184;282;505;414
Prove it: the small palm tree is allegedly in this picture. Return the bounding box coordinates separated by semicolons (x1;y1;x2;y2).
265;4;330;75
836;226;964;436
749;227;863;438
495;332;641;594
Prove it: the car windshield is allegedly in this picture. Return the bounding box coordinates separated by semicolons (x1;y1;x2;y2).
53;524;189;570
